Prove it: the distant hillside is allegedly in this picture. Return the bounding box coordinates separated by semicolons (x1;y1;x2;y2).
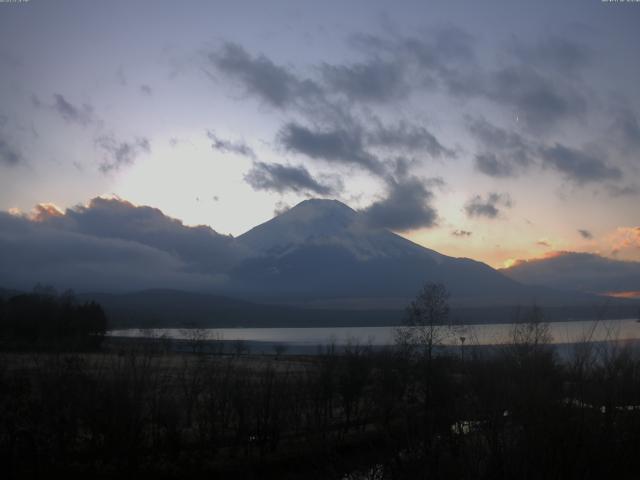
77;289;640;329
79;289;400;328
501;252;640;299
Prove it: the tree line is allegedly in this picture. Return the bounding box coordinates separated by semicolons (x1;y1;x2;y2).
0;285;107;350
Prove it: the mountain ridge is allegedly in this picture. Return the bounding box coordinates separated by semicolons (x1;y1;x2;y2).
227;198;589;308
237;198;445;263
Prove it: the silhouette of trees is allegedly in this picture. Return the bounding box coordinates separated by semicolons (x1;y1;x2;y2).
402;282;451;362
2;298;640;478
0;287;107;350
272;342;288;359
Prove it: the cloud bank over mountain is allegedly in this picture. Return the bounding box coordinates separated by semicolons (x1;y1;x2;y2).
0;197;519;304
0;197;240;292
502;251;640;297
1;197;638;307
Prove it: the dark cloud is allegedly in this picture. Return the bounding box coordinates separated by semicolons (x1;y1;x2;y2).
465;192;513;219
52;94;94;126
424;176;446;189
502;251;640;295
0;204;235;293
426;25;476;64
539;143;621;184
466;116;527;149
34;197;246;275
356;31;586;131
349;26;477;97
466;116;533;177
390;158;449;182
536;240;551;247
95;135;150;173
368;120;455;158
452;229;472;237
470;36;590;131
273;201;290;217
473;153;518;178
209;42;322;109
210;30;592;181
578;229;593;240
607;184;640;197
278;122;385;175
321;59;408;104
510;36;591;77
208;35;598;186
0;136;22;166
208;36;462;168
390;156;415;178
353;25;475;67
485;66;586;132
140;84;152;96
244;162;338;195
206;130;256;158
278;116;452;179
467;117;627;185
361;177;437;231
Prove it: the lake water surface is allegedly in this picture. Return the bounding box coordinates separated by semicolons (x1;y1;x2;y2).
109;318;640;348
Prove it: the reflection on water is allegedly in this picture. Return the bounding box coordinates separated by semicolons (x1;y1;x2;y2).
109;318;640;347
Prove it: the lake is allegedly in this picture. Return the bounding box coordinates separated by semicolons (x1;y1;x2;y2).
109;318;640;352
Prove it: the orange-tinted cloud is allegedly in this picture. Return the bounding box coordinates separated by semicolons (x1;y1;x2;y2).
30;203;64;222
542;250;571;259
502;258;519;268
601;290;640;299
500;250;575;269
607;226;640;257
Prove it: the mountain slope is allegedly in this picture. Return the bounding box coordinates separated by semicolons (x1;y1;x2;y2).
78;289;401;328
238;199;444;262
80;289;638;328
231;199;574;308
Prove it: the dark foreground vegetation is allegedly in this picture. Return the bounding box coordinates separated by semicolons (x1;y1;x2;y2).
2;329;640;479
2;285;640;478
0;288;106;351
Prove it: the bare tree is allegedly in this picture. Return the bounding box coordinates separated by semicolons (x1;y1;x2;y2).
272;343;288;359
180;326;208;355
509;304;552;359
233;338;249;357
400;282;451;362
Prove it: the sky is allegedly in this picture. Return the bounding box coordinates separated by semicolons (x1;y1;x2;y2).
1;0;639;269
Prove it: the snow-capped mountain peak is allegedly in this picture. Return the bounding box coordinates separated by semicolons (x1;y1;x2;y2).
238;198;443;262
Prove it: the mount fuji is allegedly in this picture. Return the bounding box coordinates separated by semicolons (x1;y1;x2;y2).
227;199;563;308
